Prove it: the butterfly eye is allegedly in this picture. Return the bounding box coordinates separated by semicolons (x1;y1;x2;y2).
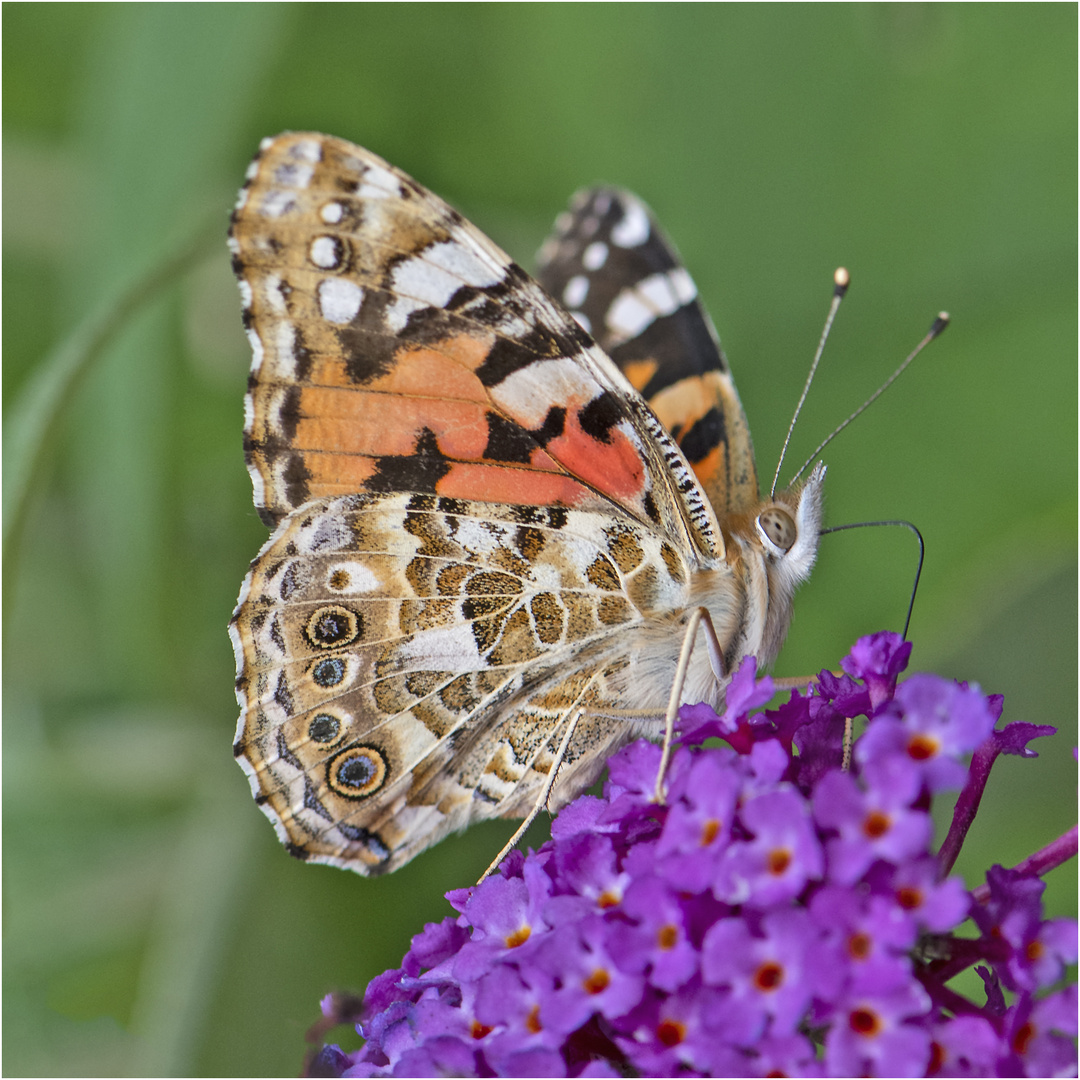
757;508;797;553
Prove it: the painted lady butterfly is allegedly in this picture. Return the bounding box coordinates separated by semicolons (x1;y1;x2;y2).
228;133;823;875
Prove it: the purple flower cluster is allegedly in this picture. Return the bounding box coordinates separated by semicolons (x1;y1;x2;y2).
310;634;1077;1078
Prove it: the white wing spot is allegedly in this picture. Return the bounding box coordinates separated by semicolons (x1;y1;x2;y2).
320;201;344;224
326;561;382;594
386;240;502;332
611;198;650;247
275;321;298;370
302;508;355;553
288;138;322;164
554;211;574;234
670;267;697;305
310;236;342;269
607;270;697;343
259;189;298;219
582;241;608;270
318;279;363;324
639;273;680;312
581;215;600;238
563;275;589;308
245;327;264;372
263;275;288;315
238;279;253;311
493;355;601;428
454;517;511;556
593;193;612;215
273;162;315;190
358;163;403;200
249;464;267;510
607;292;654;341
384;295;424;334
228;619;246;677
433;236;504;287
397;621;482;669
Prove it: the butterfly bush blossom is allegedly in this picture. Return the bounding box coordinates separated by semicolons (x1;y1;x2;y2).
310;634;1078;1078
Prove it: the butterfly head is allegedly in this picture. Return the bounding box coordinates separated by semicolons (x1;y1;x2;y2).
755;461;825;591
715;462;826;670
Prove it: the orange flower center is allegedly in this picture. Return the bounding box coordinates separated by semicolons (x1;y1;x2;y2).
1012;1020;1035;1054
907;733;939;760
849;1008;882;1036
862;809;891;838
583;968;610;995
657;923;679;950
754;961;784;992
597;890;620;909
768;848;792;875
896;886;923;910
471;1020;493;1040
701;818;721;845
847;932;872;960
656;1019;686;1047
504;925;531;949
928;1041;946;1073
526;1004;542;1034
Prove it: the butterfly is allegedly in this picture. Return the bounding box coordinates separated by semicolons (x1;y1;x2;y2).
228;133;824;875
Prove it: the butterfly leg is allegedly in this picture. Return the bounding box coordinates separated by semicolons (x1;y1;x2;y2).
478;708;585;884
654;606;724;803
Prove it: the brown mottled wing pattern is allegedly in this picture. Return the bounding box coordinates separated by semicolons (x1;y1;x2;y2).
230;492;691;873
536;187;759;515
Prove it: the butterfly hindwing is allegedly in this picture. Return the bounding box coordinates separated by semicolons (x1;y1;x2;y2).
536;187;759;515
231;490;684;873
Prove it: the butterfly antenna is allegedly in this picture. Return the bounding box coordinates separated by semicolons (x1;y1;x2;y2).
786;312;950;489
820;519;925;640
770;267;850;498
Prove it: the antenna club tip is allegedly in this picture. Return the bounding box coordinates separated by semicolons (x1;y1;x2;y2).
931;311;950;336
833;267;850;295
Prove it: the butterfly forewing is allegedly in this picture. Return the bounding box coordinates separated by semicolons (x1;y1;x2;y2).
536;187;759;515
229;134;718;557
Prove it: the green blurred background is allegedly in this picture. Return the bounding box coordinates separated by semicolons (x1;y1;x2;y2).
4;5;1075;1075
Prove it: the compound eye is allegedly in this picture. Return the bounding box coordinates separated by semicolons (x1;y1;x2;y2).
758;507;797;552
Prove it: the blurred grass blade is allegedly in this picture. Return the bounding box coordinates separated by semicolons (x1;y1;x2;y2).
127;760;259;1077
2;222;218;558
